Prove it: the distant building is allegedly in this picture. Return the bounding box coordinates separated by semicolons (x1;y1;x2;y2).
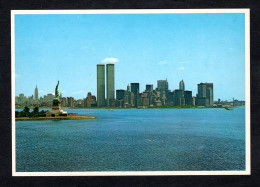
116;89;125;100
192;96;197;106
28;95;34;103
116;89;125;107
124;85;134;107
61;97;67;107
97;64;105;107
179;80;185;91
166;91;174;106
44;94;54;103
106;63;115;107
18;93;26;104
142;92;150;106
67;97;74;108
174;89;184;106
34;85;38;101
131;83;139;107
127;84;130;92
75;99;84;107
84;92;97;107
145;84;153;92
197;83;214;107
157;79;168;92
184;90;192;105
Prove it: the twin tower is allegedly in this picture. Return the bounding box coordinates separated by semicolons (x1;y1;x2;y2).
97;63;115;107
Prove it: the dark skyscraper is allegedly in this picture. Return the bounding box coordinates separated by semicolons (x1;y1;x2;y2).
184;90;192;105
106;63;115;107
131;83;139;107
131;83;139;95
179;80;185;91
157;79;168;92
116;89;125;100
197;83;213;107
97;64;105;107
34;85;38;101
145;84;153;92
174;90;184;106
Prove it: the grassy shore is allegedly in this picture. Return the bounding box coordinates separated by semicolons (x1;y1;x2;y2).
16;116;96;121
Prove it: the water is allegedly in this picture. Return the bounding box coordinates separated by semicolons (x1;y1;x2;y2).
15;107;246;172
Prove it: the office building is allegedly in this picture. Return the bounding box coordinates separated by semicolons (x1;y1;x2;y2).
184;90;192;105
174;89;184;106
179;80;185;91
61;97;67;107
106;63;115;107
67;97;74;108
34;85;38;101
116;89;125;107
124;86;134;107
197;83;214;107
166;91;175;106
97;64;105;107
18;93;26;104
84;92;97;107
157;79;168;92
146;84;153;92
131;83;139;107
116;89;125;100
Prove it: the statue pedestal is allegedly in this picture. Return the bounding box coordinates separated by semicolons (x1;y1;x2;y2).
52;99;61;111
46;98;68;117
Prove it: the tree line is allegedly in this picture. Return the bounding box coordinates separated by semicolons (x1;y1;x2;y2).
15;106;48;118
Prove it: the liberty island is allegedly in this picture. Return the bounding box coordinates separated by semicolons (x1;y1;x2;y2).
15;81;96;121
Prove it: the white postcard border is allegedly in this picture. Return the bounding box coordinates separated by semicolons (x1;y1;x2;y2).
11;9;250;176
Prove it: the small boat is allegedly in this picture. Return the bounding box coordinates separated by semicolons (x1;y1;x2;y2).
108;109;114;111
224;107;233;110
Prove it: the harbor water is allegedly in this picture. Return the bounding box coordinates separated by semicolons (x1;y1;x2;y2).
15;107;246;172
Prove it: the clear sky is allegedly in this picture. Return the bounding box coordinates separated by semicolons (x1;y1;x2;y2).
15;13;245;101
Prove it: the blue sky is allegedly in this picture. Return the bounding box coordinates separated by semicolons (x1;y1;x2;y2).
15;13;245;100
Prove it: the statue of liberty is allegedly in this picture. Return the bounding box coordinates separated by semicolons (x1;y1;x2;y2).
54;80;60;99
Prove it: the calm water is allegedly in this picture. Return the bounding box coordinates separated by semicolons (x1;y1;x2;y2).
15;107;246;172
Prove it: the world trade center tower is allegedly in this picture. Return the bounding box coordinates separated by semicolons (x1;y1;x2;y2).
97;64;105;107
106;63;115;107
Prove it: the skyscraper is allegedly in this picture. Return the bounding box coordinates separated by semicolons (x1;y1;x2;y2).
179;80;185;91
34;85;38;101
97;64;105;107
116;89;125;100
106;63;115;107
174;89;184;106
131;83;139;107
157;79;168;92
197;83;214;107
184;90;192;105
146;84;153;92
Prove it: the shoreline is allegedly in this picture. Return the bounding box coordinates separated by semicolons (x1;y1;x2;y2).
16;116;96;121
15;106;243;110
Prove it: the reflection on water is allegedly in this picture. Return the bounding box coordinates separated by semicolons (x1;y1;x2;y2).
16;107;245;171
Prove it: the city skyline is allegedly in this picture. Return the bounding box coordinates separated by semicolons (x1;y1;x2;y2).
15;13;245;100
15;76;245;109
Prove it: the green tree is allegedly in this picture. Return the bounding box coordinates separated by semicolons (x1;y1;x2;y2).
33;107;39;113
23;106;30;113
15;111;20;117
23;106;30;117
